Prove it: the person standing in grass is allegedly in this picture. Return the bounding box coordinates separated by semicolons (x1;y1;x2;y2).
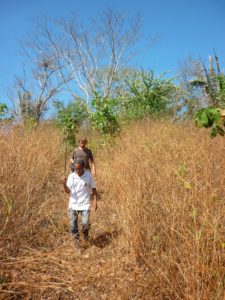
70;137;96;177
63;158;98;250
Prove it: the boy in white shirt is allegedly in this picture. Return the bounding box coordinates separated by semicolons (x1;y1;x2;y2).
63;158;97;249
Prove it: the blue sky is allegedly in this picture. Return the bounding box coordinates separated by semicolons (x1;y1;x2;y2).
1;0;225;108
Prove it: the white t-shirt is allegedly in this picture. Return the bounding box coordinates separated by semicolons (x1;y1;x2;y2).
67;170;96;210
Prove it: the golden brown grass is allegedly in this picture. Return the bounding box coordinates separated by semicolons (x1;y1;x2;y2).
97;119;225;299
0;120;224;299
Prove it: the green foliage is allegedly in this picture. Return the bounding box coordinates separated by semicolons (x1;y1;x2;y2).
90;71;177;134
0;103;14;125
194;107;225;137
177;164;188;177
194;107;221;128
192;54;225;138
54;98;89;145
0;103;8;118
215;74;225;106
91;93;120;135
23;117;38;129
210;125;225;138
120;70;177;120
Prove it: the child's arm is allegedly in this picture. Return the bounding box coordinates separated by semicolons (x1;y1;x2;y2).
63;176;71;194
90;159;96;177
92;188;98;211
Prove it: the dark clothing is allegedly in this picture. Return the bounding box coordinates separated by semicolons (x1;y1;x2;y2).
71;147;94;170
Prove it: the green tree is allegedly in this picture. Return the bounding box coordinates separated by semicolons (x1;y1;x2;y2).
0;103;14;126
53;98;89;145
120;70;177;120
91;92;120;135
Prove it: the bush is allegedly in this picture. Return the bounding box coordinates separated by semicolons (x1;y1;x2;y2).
91;93;120;135
120;70;177;120
53;98;89;145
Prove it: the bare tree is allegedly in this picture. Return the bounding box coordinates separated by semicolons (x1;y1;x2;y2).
8;59;70;124
21;9;141;106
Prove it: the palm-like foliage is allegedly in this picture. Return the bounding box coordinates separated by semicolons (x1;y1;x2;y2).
191;53;225;107
193;53;225;137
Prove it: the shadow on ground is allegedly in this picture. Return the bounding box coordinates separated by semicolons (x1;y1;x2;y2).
91;230;118;248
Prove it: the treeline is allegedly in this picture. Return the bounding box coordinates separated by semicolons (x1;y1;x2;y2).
1;10;225;139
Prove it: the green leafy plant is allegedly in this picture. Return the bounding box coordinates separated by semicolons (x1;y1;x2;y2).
91;93;120;135
194;107;225;137
121;70;177;120
177;164;188;177
0;103;14;125
0;103;8;118
191;53;225;137
53;98;89;145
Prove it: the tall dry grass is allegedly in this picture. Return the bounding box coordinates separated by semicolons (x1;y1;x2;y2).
0;120;224;299
97;119;225;299
0;125;67;253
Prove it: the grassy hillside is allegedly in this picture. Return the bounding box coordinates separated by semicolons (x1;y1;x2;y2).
0;120;224;299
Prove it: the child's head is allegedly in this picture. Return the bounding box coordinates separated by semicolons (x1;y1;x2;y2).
74;158;85;176
78;137;87;149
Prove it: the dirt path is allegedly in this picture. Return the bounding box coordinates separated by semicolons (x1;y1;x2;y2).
48;199;146;300
36;193;150;300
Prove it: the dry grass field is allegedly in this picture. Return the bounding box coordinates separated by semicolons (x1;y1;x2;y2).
0;120;224;299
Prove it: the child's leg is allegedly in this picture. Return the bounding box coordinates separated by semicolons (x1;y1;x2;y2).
68;208;79;239
81;210;90;240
